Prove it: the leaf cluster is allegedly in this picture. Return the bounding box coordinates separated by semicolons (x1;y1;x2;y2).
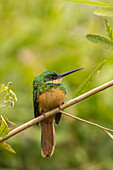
0;115;15;153
0;82;17;109
0;82;17;153
86;19;113;50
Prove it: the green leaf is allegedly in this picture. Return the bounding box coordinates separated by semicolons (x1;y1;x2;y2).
94;7;113;17
86;34;113;50
1;84;8;92
0;141;16;153
61;0;113;7
9;89;18;101
73;60;106;98
0;115;9;137
104;130;113;139
1;114;17;127
105;19;113;41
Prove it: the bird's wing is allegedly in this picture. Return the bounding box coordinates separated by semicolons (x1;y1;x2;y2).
33;88;40;125
55;102;64;125
55;112;62;125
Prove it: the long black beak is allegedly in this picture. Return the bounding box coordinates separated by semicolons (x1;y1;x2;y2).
58;68;84;78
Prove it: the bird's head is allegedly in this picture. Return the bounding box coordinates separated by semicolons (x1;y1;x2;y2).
33;68;84;86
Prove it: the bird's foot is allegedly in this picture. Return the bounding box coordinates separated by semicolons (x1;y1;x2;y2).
42;112;47;119
58;105;62;111
58;102;64;111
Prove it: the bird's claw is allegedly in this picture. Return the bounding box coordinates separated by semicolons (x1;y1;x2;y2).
58;105;62;111
42;113;47;119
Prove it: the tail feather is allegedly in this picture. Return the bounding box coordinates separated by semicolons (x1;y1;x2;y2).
41;121;55;157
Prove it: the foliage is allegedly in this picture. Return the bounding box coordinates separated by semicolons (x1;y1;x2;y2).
0;142;15;153
62;0;113;7
94;7;113;17
86;19;113;50
0;82;17;108
0;115;9;138
105;19;113;40
0;82;17;153
73;60;106;98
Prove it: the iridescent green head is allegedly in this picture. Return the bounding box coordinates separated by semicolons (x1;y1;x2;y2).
33;71;58;85
33;68;84;87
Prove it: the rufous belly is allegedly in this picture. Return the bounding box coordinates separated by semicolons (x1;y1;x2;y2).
38;88;66;113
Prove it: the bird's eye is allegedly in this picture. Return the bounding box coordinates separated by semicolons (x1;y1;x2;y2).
50;75;54;79
46;74;57;80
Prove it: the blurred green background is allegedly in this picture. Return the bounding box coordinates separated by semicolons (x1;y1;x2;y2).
0;0;113;169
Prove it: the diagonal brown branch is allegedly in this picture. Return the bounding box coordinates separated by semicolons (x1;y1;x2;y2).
0;80;113;143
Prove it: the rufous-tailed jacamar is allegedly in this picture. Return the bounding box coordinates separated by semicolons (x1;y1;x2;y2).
33;68;83;157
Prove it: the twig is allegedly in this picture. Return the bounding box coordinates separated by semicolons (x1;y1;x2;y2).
0;80;113;142
60;110;113;133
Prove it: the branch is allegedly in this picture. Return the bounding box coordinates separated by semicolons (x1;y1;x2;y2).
60;80;113;110
60;110;113;133
0;80;113;143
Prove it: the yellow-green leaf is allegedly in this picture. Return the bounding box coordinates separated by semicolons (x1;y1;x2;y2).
0;141;16;153
105;19;113;41
1;84;8;92
73;60;106;98
0;115;9;137
94;7;113;17
61;0;113;7
86;34;113;50
1;114;17;127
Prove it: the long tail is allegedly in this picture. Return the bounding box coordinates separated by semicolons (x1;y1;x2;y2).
41;121;56;157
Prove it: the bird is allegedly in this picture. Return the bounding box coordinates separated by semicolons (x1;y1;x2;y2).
33;68;83;157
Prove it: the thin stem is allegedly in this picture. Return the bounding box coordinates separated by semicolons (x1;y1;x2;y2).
0;80;113;142
60;111;113;133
